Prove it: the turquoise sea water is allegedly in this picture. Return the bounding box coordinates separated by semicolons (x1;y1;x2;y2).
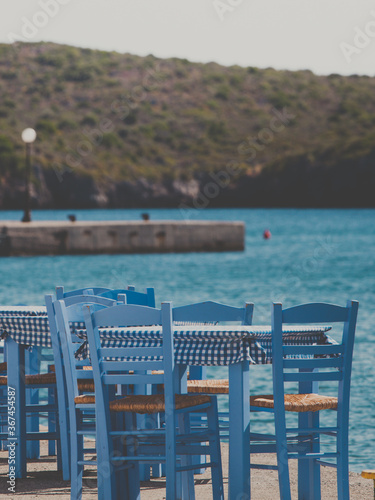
0;207;374;472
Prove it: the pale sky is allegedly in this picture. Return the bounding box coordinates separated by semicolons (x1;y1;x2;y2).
2;0;375;76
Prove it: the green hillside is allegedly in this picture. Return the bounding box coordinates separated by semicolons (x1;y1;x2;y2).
0;41;375;208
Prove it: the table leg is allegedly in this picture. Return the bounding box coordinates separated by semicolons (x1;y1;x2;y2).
229;360;250;500
188;365;207;380
298;411;321;500
298;372;321;500
6;337;26;478
134;373;152;481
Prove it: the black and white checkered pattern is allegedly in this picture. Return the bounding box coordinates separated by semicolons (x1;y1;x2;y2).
0;306;47;317
0;316;50;346
75;325;332;366
0;307;332;365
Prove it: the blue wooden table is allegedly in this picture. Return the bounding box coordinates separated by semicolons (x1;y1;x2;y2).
0;307;48;473
0;307;332;500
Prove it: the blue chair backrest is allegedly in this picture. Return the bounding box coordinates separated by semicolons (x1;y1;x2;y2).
84;302;176;414
172;300;254;325
47;295;117;402
98;287;155;307
55;286;112;300
271;300;359;405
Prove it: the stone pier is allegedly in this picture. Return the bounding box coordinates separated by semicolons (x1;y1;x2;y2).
0;220;245;256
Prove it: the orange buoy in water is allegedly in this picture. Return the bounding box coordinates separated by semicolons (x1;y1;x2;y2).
263;229;271;239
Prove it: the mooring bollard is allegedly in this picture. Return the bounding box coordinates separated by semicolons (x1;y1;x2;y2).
361;470;375;499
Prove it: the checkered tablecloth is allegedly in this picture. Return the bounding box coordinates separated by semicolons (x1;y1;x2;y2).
0;315;50;347
0;307;332;366
0;306;47;317
0;306;84;348
75;325;333;366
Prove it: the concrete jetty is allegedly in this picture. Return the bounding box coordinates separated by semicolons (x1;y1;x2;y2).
0;220;245;256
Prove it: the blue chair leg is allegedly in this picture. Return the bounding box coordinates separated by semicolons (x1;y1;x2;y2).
48;385;63;472
178;413;195;500
96;420;117;500
48;384;56;457
186;366;206;475
337;410;350;500
165;417;177;500
111;411;128;496
150;380;165;478
70;413;84;500
275;410;292;500
55;424;62;473
137;413;151;481
124;412;141;500
206;398;224;500
311;412;321;500
54;376;70;480
150;412;163;478
25;350;40;460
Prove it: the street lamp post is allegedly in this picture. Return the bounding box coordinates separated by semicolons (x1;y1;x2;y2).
21;128;36;223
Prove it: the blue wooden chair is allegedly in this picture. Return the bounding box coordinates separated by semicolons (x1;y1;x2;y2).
250;300;359;500
45;294;118;481
98;286;155;307
173;301;253;441
172;301;254;395
0;363;59;459
54;286;155;480
83;302;224;500
170;300;253;474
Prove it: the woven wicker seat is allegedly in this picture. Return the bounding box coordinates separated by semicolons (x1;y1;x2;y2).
77;379;95;392
78;365;95;391
74;394;95;405
250;393;338;412
82;366;160;375
0;372;57;386
187;378;229;394
74;393;211;414
0;368;88;389
25;373;57;385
